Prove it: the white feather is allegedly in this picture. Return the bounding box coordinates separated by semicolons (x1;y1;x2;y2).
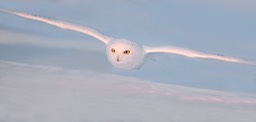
144;46;256;66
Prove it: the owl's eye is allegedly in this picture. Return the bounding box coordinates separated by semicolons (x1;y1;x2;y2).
111;48;115;53
123;50;131;54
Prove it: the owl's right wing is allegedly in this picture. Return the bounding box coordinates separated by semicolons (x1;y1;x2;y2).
144;45;256;66
0;9;111;44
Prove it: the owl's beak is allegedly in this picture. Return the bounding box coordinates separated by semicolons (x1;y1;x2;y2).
117;56;120;62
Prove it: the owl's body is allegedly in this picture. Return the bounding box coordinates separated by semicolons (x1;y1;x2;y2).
107;39;145;70
2;9;255;70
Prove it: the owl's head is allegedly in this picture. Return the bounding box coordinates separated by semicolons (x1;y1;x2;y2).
106;39;145;70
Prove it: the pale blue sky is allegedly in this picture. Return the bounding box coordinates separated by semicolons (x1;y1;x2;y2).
0;0;256;93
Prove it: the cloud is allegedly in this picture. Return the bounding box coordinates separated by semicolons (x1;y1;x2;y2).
0;29;105;52
0;60;256;122
0;60;63;72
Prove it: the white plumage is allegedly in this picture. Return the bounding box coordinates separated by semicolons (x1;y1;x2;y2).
1;9;255;70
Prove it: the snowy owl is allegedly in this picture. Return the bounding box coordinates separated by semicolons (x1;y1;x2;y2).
1;9;256;70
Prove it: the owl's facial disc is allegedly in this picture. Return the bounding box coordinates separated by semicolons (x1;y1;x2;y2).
111;48;131;62
106;39;145;70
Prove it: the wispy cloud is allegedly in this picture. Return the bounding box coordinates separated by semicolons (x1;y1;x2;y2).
0;29;105;52
0;60;64;72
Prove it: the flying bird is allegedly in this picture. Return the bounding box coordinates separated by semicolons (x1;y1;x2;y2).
1;9;256;70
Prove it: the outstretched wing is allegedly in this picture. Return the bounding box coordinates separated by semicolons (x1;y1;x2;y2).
0;9;111;44
144;46;256;66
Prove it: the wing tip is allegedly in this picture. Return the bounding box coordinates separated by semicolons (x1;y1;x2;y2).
247;61;256;66
0;8;19;16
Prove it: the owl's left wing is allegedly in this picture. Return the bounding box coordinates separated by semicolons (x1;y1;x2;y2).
144;46;256;66
0;9;111;44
